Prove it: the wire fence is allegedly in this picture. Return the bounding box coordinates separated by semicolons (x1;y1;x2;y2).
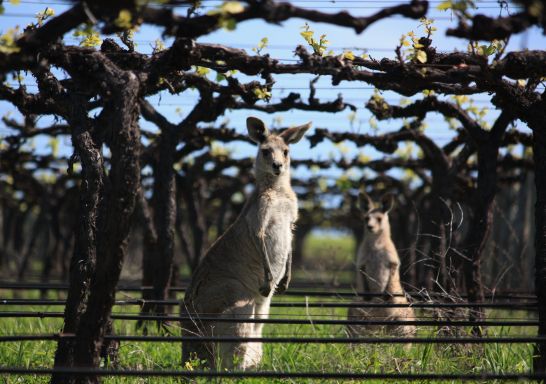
2;334;546;344
0;311;539;327
0;367;544;381
0;281;542;381
0;298;539;309
0;281;537;299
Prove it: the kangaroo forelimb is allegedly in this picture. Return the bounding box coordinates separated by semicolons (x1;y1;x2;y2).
276;252;292;294
258;237;273;297
249;230;273;297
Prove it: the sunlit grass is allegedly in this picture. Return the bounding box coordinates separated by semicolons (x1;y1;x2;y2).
0;297;537;383
0;234;538;382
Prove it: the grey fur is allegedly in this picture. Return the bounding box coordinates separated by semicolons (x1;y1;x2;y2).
181;117;311;370
348;194;416;337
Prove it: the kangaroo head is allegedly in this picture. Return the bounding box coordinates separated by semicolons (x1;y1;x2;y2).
359;191;394;235
247;116;311;177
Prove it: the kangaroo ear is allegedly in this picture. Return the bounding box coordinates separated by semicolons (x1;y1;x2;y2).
279;122;312;144
381;194;395;213
247;116;269;143
358;190;374;214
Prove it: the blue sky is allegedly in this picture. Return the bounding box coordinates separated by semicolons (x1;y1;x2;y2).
1;1;544;184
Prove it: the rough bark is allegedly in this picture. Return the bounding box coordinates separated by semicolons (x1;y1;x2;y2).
135;188;158;329
462;112;512;335
463;144;496;335
150;128;177;316
533;127;546;375
69;71;140;382
52;95;104;381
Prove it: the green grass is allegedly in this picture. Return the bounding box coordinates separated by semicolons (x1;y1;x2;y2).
0;234;539;382
295;234;356;284
304;233;355;267
0;292;538;383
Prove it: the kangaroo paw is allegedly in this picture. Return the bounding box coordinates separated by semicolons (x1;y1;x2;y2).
275;277;288;294
259;280;273;297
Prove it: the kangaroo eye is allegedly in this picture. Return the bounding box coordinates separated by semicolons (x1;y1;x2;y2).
261;149;270;156
283;149;289;157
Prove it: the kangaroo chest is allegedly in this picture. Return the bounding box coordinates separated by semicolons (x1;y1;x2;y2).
357;239;397;294
264;197;296;281
244;190;296;282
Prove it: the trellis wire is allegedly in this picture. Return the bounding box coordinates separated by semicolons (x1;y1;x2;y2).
0;311;533;321
0;367;544;381
1;334;545;344
0;311;538;327
0;298;537;309
0;282;537;300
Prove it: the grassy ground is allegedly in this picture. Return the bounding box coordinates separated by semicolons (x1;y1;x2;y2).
293;233;356;285
0;234;539;383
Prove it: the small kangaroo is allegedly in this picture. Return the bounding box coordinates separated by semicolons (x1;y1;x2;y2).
347;191;416;337
181;116;311;370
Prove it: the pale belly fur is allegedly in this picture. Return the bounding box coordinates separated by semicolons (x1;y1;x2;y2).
358;246;391;293
264;200;294;284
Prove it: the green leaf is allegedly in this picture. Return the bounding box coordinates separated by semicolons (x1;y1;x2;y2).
253;87;271;100
223;18;237;30
208;1;244;15
114;9;132;29
220;1;244;14
369;116;378;131
436;1;452;11
336;175;352;191
415;50;427;63
49;138;59;157
195;66;210;76
342;50;355;60
358;152;371;163
36;7;55;27
81;32;102;47
0;27;21;54
300;31;313;41
74;24;102;47
258;37;268;49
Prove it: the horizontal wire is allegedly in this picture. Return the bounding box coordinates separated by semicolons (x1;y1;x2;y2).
15;0;511;4
0;311;538;326
271;302;538;308
2;7;516;15
0;84;446;90
0;296;536;305
0;367;543;381
1;311;530;321
0;35;496;55
0;334;544;344
0;298;537;308
0;282;537;299
5;83;545;93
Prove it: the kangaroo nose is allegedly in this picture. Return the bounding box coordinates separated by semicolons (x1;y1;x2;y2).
272;162;282;170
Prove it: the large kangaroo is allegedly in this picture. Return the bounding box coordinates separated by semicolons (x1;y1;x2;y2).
347;191;416;337
182;116;311;370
